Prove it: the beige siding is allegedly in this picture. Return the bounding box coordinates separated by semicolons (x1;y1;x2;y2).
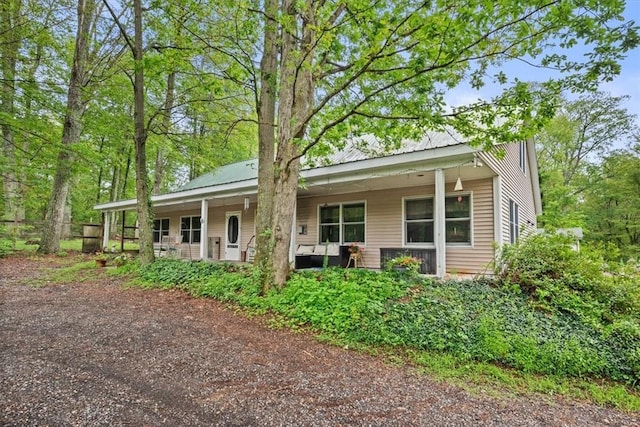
296;177;495;274
155;177;497;273
479;143;537;245
155;204;256;261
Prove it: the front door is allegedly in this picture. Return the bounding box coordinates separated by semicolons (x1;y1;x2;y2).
225;211;241;261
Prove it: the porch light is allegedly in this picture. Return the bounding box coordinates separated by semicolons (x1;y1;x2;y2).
244;197;250;210
454;165;463;191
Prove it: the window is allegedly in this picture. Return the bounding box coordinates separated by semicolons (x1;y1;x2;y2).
404;195;472;245
181;216;202;244
509;199;519;244
445;195;471;244
405;198;434;244
319;202;365;243
519;141;526;173
153;218;169;243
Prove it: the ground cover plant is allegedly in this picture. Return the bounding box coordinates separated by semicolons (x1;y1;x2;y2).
135;234;640;408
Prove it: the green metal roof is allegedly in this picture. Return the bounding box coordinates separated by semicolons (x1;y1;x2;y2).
177;159;258;191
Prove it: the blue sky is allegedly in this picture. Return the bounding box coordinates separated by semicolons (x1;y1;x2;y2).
446;1;640;143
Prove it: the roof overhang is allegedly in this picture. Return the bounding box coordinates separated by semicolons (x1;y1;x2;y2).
94;143;482;213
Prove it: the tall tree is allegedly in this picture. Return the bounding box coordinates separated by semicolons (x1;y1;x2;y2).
254;1;639;287
39;0;97;253
537;91;639;228
582;151;640;259
0;0;23;226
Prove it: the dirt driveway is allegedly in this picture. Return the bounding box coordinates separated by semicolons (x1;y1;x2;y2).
1;255;638;426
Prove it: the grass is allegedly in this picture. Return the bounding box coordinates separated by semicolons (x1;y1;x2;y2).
7;238;139;253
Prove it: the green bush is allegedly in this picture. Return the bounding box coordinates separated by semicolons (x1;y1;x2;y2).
139;258;640;386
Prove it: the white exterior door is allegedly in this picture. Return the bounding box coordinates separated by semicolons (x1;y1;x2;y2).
225;211;241;261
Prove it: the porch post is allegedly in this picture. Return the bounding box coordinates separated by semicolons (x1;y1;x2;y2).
289;199;297;265
434;168;446;277
102;211;110;251
200;199;209;260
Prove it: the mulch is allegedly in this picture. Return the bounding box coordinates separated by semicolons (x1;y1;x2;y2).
1;254;638;426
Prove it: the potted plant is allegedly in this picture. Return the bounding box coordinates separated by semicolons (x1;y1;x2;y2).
386;254;421;274
95;251;109;267
348;243;364;255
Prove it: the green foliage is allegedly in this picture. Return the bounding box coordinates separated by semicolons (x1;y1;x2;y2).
138;257;640;387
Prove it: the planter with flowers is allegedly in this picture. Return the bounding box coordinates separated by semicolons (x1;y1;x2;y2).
95;251;109;267
386;254;421;274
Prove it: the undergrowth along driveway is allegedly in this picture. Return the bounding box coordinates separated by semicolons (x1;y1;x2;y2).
1;255;639;426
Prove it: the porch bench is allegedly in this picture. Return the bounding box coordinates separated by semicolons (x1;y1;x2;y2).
295;244;348;269
379;248;436;274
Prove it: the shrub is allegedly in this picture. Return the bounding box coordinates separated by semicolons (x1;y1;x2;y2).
138;258;640;386
494;232;640;323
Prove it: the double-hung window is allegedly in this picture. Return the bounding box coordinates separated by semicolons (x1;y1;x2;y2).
319;202;365;243
405;198;434;244
180;216;202;244
153;218;169;243
404;195;472;245
519;141;527;174
445;195;471;244
509;199;519;244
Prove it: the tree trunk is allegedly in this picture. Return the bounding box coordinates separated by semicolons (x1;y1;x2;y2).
39;0;94;253
153;71;176;196
260;0;316;288
254;0;278;290
0;0;23;227
132;0;154;265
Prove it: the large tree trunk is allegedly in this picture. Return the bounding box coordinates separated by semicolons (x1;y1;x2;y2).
132;0;154;265
254;0;278;290
39;0;94;253
0;0;23;227
261;0;316;287
153;71;176;195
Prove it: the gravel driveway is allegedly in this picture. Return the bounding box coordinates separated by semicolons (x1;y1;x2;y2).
1;255;638;426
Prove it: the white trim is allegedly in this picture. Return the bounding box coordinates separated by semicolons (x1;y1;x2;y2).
290;200;297;265
199;200;209;260
493;176;503;244
224;211;242;261
152;217;170;244
94;146;477;213
434;168;446;277
402;195;435;247
444;193;473;248
401;192;474;248
102;211;110;251
179;214;202;244
526;138;542;216
317;200;367;244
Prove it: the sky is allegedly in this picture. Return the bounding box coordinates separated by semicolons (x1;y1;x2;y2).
445;1;640;146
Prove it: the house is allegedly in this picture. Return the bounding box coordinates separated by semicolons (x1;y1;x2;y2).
93;131;541;276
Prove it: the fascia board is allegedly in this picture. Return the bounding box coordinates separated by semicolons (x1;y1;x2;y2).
527;138;543;215
95;144;477;212
301;144;478;182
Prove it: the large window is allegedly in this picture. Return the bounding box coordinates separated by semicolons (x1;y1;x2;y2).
509;199;519;244
405;198;434;244
181;216;202;244
153;218;169;243
404;195;471;245
445;195;471;244
319;202;365;243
